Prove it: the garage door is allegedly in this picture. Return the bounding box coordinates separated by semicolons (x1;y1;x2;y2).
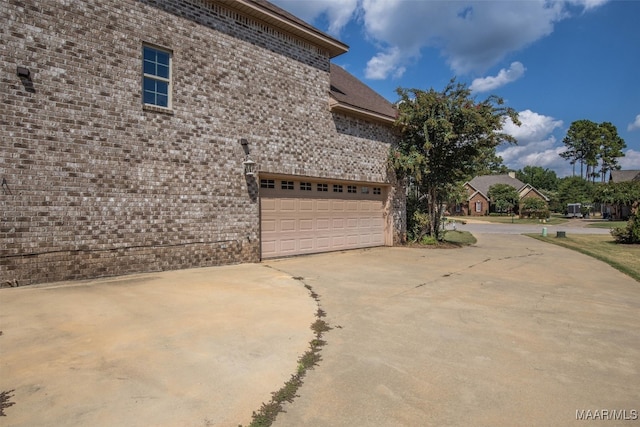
260;178;386;258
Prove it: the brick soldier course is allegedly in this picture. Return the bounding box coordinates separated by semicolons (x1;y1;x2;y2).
1;0;405;285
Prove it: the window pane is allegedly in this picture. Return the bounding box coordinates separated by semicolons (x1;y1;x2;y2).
156;50;170;66
143;90;155;105
143;60;154;75
156;94;168;107
156;80;168;95
143;77;156;91
143;47;155;61
157;64;169;79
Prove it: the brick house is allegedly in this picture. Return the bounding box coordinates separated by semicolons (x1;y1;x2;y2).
1;0;405;286
456;173;549;216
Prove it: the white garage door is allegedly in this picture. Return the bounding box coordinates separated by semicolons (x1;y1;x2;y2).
260;178;386;258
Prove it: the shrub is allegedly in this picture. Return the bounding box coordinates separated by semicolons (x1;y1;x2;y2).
611;202;640;244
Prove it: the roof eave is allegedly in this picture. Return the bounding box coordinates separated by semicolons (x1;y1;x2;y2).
329;99;397;125
221;0;349;58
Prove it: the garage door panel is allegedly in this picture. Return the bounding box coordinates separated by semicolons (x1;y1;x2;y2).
300;219;314;231
299;238;314;250
261;182;385;258
317;219;330;230
281;219;296;232
280;239;296;252
300;200;314;211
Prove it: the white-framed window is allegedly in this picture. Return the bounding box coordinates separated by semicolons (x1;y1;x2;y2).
281;181;294;190
475;201;483;212
373;187;382;195
317;183;328;192
300;182;312;191
333;184;343;193
347;185;357;193
361;186;369;194
143;45;172;108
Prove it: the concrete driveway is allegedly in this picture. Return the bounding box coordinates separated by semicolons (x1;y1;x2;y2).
0;265;317;427
2;232;639;426
269;234;640;426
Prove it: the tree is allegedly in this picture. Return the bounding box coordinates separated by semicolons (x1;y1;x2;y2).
597;122;626;182
560;120;599;179
391;79;519;240
560;120;626;182
488;184;519;214
516;166;558;191
521;197;549;219
557;176;595;212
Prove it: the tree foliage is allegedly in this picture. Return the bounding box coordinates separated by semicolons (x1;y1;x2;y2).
611;201;640;244
557;176;595;210
488;184;519;213
516;166;558;191
593;181;640;206
560;120;626;181
521;197;549;219
391;79;519;240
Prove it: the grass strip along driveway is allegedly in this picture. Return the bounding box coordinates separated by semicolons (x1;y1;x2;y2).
528;234;640;281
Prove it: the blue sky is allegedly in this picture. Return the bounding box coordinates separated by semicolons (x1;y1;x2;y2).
271;0;640;177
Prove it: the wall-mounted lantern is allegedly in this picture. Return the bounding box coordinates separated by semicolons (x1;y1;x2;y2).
243;157;256;176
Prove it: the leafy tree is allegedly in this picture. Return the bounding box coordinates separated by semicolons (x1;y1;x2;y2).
488;184;520;214
593;181;640;207
597;122;626;182
560;119;599;179
391;79;519;240
516;166;558;191
557;176;595;211
521;197;549;219
474;147;509;176
560;120;626;182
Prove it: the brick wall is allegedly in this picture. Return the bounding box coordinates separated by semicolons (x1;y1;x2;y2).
1;0;403;286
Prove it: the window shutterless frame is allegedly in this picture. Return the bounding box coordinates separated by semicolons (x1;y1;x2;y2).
142;45;172;108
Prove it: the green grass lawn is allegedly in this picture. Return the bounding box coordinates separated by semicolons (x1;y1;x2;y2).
584;220;628;229
444;230;477;245
527;233;640;282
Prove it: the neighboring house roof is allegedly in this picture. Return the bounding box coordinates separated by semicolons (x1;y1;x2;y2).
224;0;349;58
610;170;640;183
329;63;397;124
465;174;549;202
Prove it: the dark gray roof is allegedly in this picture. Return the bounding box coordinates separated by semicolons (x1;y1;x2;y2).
610;170;640;183
329;63;397;122
467;174;526;197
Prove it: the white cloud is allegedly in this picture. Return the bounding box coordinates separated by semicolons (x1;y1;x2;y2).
470;62;526;92
618;149;640;169
627;114;640;131
365;47;406;79
273;0;609;79
498;110;567;173
269;0;358;36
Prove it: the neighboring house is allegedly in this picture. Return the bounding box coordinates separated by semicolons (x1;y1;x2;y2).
607;170;640;220
1;0;405;286
457;172;549;216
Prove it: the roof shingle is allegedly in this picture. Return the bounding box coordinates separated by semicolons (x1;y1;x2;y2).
329;63;397;122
